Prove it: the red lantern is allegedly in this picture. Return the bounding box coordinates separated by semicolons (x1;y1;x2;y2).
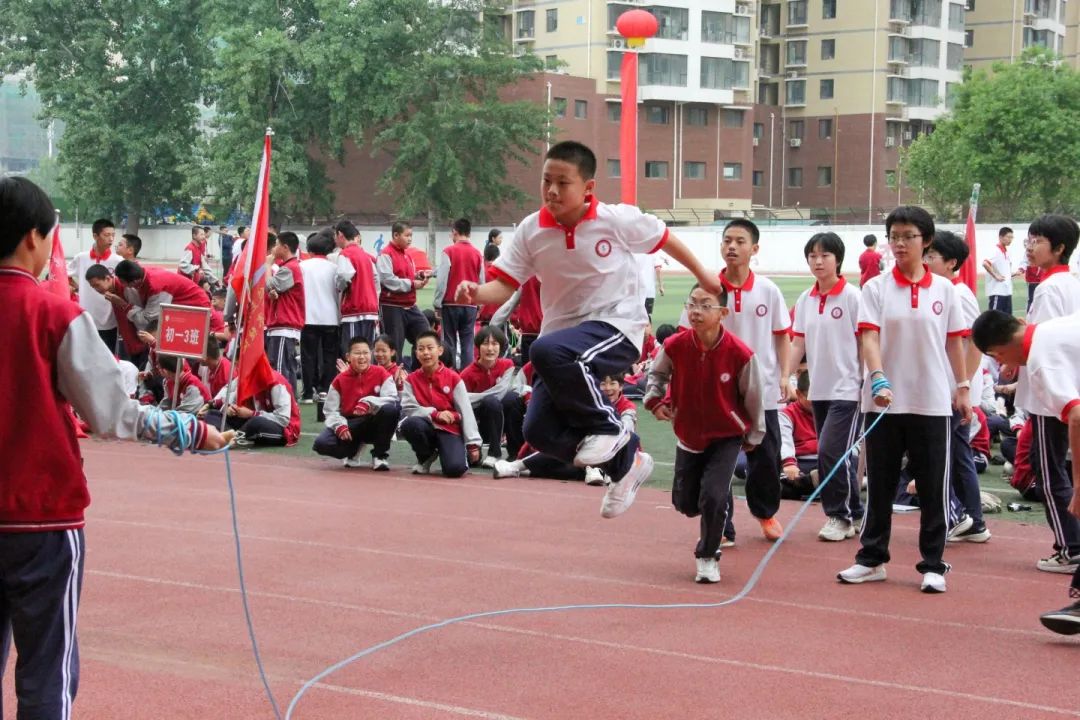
616;9;659;48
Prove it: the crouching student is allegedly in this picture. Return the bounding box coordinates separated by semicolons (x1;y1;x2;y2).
199;336;232;399
313;337;401;470
972;309;1080;634
460;326;526;467
779;370;820;499
644;284;766;584
159;356;212;413
204;370;301;447
399;331;481;477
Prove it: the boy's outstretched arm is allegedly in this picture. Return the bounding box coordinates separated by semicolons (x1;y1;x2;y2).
456;277;517;308
661;233;723;297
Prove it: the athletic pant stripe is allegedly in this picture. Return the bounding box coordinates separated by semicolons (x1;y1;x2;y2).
1036;416;1069;555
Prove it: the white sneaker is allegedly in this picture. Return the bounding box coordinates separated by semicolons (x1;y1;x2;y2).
300;397;315;405
818;517;856;542
837;563;887;584
695;557;720;584
493;459;523;478
343;443;366;468
481;455;498;469
583;466;606;486
600;451;654;519
371;456;390;471
1036;553;1080;574
232;431;253;448
574;428;630;467
921;572;947;593
947;514;974;539
411;455;436;475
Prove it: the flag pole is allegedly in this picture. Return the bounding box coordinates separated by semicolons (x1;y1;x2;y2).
221;127;273;430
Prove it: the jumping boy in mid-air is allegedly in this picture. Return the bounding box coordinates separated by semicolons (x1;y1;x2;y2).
456;140;723;518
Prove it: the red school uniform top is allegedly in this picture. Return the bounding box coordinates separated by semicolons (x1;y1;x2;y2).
858;248;882;287
111;277;148;356
479;261;498;323
379;242;418;308
267;256;306;331
139;265;211;309
163;370;212;405
329;365;395;417
510;277;543;335
437;240;484;309
251;371;302;446
401;364;480;443
203;357;232;398
460;357;516;393
339;244;380;317
179;240;206;284
780;400;818;466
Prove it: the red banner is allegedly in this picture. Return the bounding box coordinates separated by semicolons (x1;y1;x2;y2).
960;209;978;295
619;52;638;205
44;222;70;300
159;304;211;360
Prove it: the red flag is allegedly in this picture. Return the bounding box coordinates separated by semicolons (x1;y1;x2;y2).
44;222;70;299
619;52;638;205
231;131;276;406
959;183;981;294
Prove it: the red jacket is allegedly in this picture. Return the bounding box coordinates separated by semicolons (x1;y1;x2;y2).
251;371;301;446
460;357;515;393
380;243;418;307
971;407;991;457
204;357;232;398
510;277;543;335
141;265;210;309
403;364;474;437
268;256;306;331
180;241;206;284
858;249;882;287
112;277;148;356
440;241;483;308
330;365;393;415
780;401;818;466
164;370;211;405
340;244;379;317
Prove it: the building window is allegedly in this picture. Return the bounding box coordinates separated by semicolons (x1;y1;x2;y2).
545;55;559;70
684;161;707;180
645;161;669;179
687;107;709;126
788;0;808;26
575;99;588;119
786;40;808;66
786;79;806;105
640;53;689;87
701;11;751;44
967;0;975;9
964;29;974;48
948;3;964;31
722;109;744;128
646;105;670;124
817;166;833;186
607;159;621;178
753;122;764;139
607;103;621;122
607;51;623;80
553;97;567;118
517;10;534;39
818;118;833;139
823;0;836;19
820;79;834;99
723;162;743;180
821;39;835;60
788;167;803;187
546;8;558;32
789;119;805;139
651;6;690;41
752;170;764;187
946;43;963;71
700;58;750;89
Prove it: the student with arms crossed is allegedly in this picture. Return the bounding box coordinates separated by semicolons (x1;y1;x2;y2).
972;310;1080;634
645;283;766;583
0;178;229;719
837;206;971;594
457;141;724;519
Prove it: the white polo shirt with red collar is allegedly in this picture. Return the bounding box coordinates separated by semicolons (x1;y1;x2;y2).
491;196;668;352
714;269;790;410
857;265;965;416
1023;316;1080;423
1017;265;1080;413
792;276;861;402
951;276;984;405
985;243;1013;298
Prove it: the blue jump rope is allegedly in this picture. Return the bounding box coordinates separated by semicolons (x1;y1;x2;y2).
153;402;889;720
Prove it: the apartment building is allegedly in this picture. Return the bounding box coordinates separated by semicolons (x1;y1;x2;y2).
965;0;1078;69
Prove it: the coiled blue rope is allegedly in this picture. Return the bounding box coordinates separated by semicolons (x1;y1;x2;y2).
277;409;890;719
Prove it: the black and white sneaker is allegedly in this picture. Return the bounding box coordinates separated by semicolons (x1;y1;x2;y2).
1039;600;1080;635
947;523;991;543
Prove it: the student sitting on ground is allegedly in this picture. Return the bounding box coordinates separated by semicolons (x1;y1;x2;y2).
399;331;481;477
460;326;526;468
645;283;766;584
313;337;401;470
199;336;232;399
778;370;820;500
203;371;301;448
159;357;212;413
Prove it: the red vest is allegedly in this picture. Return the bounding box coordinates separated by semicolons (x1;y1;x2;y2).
340;244;379;316
142;265;211;309
204;357;232;397
330;365;392;414
0;267;90;531
380;243;417;308
645;328;755;452
164;371;211;405
460;357;515;393
406;364;465;435
441;241;483;307
781;401;819;463
510;277;543;335
113;278;147;356
268;256;306;331
180;241;206;284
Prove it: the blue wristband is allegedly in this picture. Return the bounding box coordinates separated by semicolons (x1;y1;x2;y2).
871;376;892;396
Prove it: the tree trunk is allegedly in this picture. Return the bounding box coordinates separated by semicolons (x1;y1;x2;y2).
427;206;437;266
125;202;141;235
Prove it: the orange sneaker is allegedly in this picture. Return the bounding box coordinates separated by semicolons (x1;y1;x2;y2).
758;517;784;541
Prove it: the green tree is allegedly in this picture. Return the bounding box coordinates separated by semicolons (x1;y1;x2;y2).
902;48;1080;221
0;0;206;232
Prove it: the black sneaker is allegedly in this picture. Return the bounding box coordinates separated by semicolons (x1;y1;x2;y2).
990;454;1007;466
947;523;991;543
1039;600;1080;635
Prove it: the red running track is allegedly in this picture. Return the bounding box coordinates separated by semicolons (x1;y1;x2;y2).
5;441;1077;719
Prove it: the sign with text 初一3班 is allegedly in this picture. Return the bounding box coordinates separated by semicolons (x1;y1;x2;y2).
158;304;211;360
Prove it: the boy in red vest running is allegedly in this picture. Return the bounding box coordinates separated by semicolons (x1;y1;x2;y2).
266;231;306;396
335;220;380;354
434;217;484;370
645;284;766;583
376;221;431;362
0;177;230;718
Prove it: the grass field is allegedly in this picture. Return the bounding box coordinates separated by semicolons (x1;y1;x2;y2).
252;273;1044;526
